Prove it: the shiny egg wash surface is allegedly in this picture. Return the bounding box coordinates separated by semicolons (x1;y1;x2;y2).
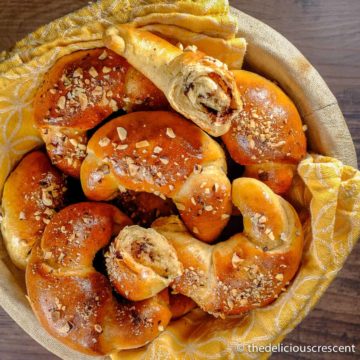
222;70;306;165
86;111;204;197
34;48;167;130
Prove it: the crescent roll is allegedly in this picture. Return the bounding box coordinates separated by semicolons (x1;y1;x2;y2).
118;178;302;318
80;111;232;243
34;48;168;178
105;25;242;136
222;70;307;194
1;151;66;269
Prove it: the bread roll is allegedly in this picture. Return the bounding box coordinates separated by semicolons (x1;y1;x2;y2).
80;111;232;243
26;203;172;355
1;151;66;269
222;70;307;193
152;178;303;318
34;48;168;177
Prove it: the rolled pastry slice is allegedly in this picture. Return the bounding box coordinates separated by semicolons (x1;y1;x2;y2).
151;178;303;318
34;48;168;178
1;151;66;269
105;225;183;301
222;70;307;194
80;111;232;243
105;25;242;136
26;203;172;355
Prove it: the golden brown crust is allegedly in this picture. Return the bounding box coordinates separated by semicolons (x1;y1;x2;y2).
26;203;172;355
152;178;304;318
1;151;66;269
34;48;168;177
80;111;231;243
222;70;307;193
243;163;297;195
169;293;197;319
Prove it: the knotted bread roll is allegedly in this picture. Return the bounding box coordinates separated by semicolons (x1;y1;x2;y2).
222;70;307;194
115;178;303;318
34;48;168;177
26;203;173;355
1;151;66;269
105;25;242;136
153;178;303;317
80;111;232;243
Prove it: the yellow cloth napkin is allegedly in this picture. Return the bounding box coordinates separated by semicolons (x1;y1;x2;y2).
0;1;359;359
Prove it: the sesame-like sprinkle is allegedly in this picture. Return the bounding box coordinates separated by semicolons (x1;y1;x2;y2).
117;127;127;141
166;128;176;138
98;50;108;60
99;137;111;147
89;67;98;77
102;66;112;74
94;324;103;333
153;146;163;154
135;140;150;148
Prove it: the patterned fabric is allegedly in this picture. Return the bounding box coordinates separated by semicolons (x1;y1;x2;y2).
0;1;359;359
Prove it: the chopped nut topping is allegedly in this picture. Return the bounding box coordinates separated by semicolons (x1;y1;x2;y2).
98;50;108;60
44;251;52;260
73;68;83;78
102;66;111;74
117;127;127;141
177;203;185;211
94;324;103;333
19;211;26;220
58;321;72;334
232;253;244;268
99;137;111;147
57;96;66;110
42;190;53;206
275;273;284;282
135;140;150;148
166;127;176;139
117;144;128;150
159;157;169;165
184;44;198;52
89;67;98;78
153;146;163;154
118;185;127;193
192;227;199;234
78;93;88;110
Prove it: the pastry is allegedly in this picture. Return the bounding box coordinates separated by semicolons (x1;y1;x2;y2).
26;203;172;355
105;225;183;301
105;25;242;137
34;48;168;178
1;151;66;269
222;70;307;194
143;178;302;318
80;111;232;243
